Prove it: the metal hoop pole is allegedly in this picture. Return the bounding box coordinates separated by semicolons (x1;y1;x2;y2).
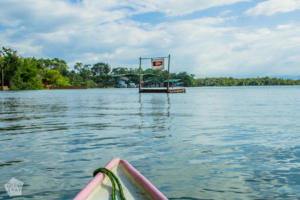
139;57;142;91
167;54;170;92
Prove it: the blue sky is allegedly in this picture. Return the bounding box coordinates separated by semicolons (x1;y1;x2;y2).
0;0;300;77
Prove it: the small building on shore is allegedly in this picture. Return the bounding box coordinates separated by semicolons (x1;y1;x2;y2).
0;86;9;90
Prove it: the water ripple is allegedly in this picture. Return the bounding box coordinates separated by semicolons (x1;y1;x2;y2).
0;87;300;199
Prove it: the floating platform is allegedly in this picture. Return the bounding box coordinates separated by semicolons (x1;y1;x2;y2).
139;87;186;93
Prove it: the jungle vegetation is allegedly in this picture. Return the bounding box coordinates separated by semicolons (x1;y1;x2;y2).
1;47;300;90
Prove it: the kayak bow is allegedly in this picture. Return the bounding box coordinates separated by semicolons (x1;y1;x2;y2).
74;158;167;200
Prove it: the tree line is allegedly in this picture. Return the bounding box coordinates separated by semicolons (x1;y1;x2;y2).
1;47;299;90
195;77;300;86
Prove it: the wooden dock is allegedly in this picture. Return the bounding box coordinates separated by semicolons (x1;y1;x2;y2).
138;55;186;94
139;87;186;93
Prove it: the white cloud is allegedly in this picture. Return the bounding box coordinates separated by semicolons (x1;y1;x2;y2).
0;0;300;77
246;0;300;16
127;0;249;16
149;20;300;77
277;24;294;29
0;0;249;27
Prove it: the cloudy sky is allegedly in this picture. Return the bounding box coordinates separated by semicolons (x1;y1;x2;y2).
0;0;300;77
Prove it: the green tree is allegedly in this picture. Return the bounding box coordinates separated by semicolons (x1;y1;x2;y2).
68;70;83;86
10;58;44;90
92;62;111;76
92;62;112;86
74;62;83;72
1;48;44;90
0;52;4;87
79;64;92;82
51;58;69;76
1;47;19;87
175;72;196;86
44;69;71;87
112;67;128;75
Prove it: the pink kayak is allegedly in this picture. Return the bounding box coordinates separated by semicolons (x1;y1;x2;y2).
74;158;168;200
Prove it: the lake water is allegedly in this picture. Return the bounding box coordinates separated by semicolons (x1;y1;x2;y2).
1;87;300;199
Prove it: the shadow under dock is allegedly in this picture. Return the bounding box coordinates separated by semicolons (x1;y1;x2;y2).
139;87;186;93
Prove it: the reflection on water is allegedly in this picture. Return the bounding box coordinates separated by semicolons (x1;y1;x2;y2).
138;93;171;135
1;87;300;199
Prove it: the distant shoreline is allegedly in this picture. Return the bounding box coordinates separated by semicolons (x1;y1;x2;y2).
2;85;300;91
1;47;300;90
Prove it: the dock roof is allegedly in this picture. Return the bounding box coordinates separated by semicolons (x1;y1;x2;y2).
163;79;181;83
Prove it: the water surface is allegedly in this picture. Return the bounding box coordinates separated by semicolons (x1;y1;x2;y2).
1;87;300;199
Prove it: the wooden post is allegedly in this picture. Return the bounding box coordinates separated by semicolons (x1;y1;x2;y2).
139;57;142;92
1;55;3;88
1;64;3;88
167;54;170;92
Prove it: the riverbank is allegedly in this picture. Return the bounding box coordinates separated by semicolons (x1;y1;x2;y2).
46;86;88;89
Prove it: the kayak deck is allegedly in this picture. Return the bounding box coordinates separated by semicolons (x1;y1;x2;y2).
74;158;167;200
87;164;152;200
